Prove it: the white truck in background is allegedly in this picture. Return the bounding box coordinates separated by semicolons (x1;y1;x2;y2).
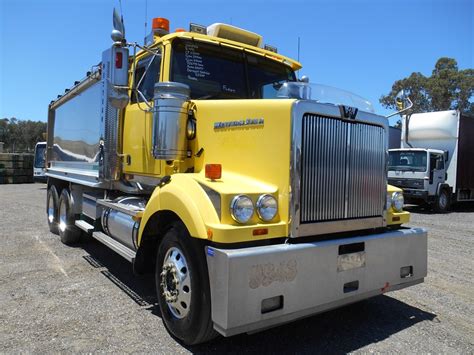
33;141;47;183
388;110;474;212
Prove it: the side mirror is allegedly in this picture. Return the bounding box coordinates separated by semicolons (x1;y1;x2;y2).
444;151;449;162
299;75;310;83
435;160;443;170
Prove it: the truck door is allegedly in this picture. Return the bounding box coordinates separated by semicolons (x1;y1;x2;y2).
122;50;162;176
428;153;445;196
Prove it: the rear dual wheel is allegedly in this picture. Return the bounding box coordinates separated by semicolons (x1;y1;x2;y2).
47;185;60;235
47;185;81;244
58;189;81;245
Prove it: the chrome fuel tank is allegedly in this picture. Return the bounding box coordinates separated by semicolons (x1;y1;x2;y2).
101;197;145;250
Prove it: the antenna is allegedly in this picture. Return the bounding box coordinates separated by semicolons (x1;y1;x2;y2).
297;36;300;62
297;36;301;79
144;0;148;45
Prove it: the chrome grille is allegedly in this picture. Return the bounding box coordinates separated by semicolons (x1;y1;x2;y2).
300;114;386;223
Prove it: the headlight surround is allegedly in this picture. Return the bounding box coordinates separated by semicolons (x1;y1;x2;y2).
391;192;404;212
230;195;254;223
256;194;278;221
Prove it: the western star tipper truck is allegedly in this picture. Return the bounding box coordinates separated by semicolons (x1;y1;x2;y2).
45;11;427;344
388;110;474;212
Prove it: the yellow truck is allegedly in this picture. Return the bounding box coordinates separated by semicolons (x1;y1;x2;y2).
45;11;427;344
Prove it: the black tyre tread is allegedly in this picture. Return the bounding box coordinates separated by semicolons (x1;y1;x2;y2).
47;185;60;235
58;189;81;245
434;189;450;213
155;221;217;345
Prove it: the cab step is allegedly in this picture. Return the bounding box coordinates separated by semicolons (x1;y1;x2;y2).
75;220;95;233
92;231;136;263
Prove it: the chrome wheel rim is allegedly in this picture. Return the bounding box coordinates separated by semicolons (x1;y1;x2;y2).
48;193;55;224
160;247;191;319
59;198;67;233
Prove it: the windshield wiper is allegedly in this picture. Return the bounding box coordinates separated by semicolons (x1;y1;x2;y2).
196;94;220;100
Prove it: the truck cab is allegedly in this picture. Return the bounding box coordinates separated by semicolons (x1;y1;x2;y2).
388;148;449;211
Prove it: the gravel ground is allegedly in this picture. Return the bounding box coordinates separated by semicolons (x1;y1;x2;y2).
0;184;473;353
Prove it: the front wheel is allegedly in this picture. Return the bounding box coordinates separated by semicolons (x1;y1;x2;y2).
155;221;217;345
434;189;450;213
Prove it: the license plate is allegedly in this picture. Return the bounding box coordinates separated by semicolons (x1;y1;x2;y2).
337;251;366;272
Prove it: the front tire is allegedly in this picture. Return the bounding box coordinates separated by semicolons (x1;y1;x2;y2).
155;221;217;345
58;189;81;245
434;189;450;213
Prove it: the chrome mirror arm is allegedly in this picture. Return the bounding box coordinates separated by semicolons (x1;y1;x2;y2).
385;96;413;119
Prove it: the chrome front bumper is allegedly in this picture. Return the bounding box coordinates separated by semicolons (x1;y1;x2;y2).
206;227;427;337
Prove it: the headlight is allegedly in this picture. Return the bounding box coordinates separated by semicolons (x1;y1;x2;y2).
391;192;404;212
230;195;254;223
256;194;278;221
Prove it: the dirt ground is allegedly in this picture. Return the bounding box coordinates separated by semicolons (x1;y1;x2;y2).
0;184;473;353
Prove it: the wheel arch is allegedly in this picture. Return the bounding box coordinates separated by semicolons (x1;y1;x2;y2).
134;175;219;274
436;183;452;196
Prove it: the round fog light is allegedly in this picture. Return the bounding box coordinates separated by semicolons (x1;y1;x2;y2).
256;194;278;221
230;195;254;223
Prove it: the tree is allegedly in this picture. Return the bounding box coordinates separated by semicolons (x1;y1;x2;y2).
0;118;47;153
380;57;474;115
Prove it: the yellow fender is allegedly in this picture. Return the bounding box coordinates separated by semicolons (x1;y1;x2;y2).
137;174;220;245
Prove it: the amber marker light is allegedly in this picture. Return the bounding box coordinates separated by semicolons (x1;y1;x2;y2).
207;228;213;240
205;164;222;180
253;228;268;236
175;28;186;32
392;216;400;222
152;17;170;33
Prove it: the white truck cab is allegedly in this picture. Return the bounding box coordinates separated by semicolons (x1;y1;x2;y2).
388;148;448;210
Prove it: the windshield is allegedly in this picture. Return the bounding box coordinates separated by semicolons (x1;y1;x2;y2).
171;38;296;99
388;151;427;172
34;144;46;168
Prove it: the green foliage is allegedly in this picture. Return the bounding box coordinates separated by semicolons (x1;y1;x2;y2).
0;118;47;153
380;57;474;115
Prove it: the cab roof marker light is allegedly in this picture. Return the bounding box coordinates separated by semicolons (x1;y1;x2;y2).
264;44;278;53
190;23;207;35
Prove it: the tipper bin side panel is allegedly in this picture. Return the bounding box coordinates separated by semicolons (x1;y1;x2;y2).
50;82;102;174
456;115;474;189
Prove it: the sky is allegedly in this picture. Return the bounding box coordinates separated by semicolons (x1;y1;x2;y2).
0;0;472;126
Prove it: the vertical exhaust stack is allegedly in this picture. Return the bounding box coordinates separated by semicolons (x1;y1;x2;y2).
152;82;191;160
